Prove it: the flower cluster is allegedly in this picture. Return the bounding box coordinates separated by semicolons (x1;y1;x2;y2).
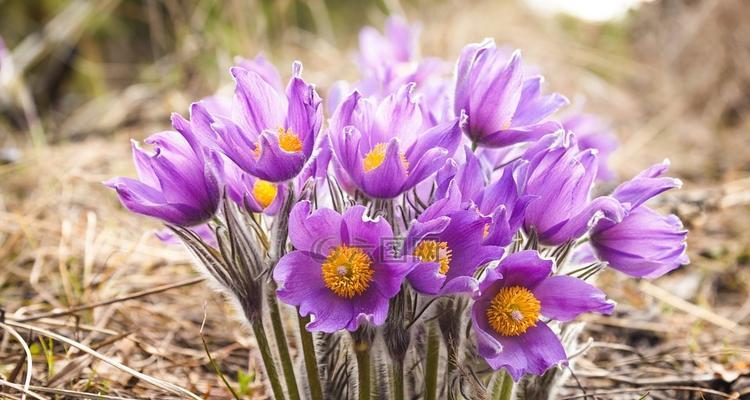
108;16;689;397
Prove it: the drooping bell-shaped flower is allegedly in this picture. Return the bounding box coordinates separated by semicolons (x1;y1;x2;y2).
472;251;614;381
210;62;322;182
590;161;689;278
105;127;220;227
273;202;415;332
454;39;568;148
329;85;463;199
522;133;625;245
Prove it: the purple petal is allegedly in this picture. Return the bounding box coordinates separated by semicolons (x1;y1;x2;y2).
231;67;286;133
288;202;342;255
533;276;615;321
341;205;393;250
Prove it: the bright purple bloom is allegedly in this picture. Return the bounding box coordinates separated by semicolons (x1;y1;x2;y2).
405;195;504;295
235;53;283;90
358;15;418;79
273;202;415;332
562;112;618;181
522;133;625;245
590;161;689;278
472;251;614;381
329;85;463;199
454;39;568;148
105;128;220;227
210;62;322;182
433;147;534;247
212;153;287;215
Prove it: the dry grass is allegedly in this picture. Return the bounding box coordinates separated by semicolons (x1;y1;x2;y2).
1;0;749;399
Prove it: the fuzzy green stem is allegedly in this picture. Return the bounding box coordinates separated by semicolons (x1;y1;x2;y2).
250;319;286;400
267;293;300;400
354;342;371;400
392;361;404;400
298;315;324;400
424;324;440;400
492;371;514;400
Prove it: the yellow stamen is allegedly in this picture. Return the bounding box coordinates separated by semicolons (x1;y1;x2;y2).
321;245;374;298
413;240;452;275
251;128;303;158
278;127;303;153
483;223;490;239
252;180;277;208
486;286;541;336
362;142;409;173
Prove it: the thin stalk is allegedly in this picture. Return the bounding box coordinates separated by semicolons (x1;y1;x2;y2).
491;371;514;400
392;361;404;400
250;319;286;400
424;324;440;400
297;315;324;400
267;293;301;400
354;343;371;400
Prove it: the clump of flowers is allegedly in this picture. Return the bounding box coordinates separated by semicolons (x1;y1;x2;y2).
108;16;689;400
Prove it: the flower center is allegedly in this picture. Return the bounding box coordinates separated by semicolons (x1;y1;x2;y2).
252;128;302;158
321;246;374;298
413;240;452;275
252;180;277;208
362;143;409;173
486;286;541;336
278;127;303;153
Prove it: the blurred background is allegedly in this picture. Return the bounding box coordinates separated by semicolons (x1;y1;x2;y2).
1;0;749;398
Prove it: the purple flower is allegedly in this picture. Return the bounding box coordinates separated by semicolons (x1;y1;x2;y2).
433;147;534;247
210;62;322;182
273;202;415;332
212;153;287;215
329;85;463;199
405;197;504;295
358;15;418;78
590;161;689;278
454;39;568;148
235;53;283;90
562;112;618;181
472;251;614;380
105;128;220;227
522;133;625;245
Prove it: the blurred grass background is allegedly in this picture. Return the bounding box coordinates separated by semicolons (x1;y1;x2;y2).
1;0;749;398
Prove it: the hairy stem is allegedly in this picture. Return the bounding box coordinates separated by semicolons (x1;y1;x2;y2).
424;323;440;400
298;315;324;400
492;371;514;400
267;292;301;400
250;318;286;400
392;361;404;400
354;341;371;400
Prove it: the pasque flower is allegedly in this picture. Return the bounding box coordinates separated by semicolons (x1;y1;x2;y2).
405;190;505;295
213;152;287;215
472;251;614;380
562;112;618;181
210;62;322;182
522;133;625;245
329;85;463;198
105;128;220;227
455;39;568;148
590;161;689;278
273;201;415;332
433;147;534;247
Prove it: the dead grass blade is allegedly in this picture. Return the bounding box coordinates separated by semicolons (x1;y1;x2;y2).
4;320;202;400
